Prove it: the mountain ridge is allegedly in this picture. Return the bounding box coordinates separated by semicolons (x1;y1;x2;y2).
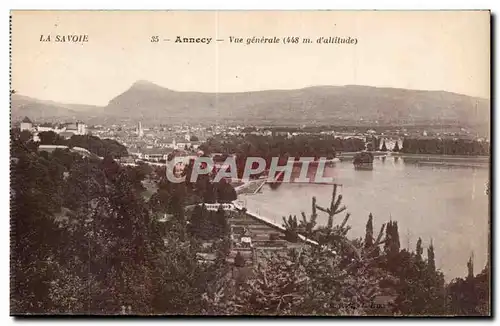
104;81;490;126
118;81;489;100
11;82;490;128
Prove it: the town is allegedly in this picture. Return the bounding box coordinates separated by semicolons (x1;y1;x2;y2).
16;115;489;165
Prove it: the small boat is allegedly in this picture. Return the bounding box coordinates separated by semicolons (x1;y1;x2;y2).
353;151;374;170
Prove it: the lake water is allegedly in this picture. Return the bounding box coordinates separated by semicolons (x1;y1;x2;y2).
242;157;490;281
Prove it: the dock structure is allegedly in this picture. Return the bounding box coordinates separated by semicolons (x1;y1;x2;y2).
227;200;323;266
234;179;267;195
227;208;307;265
235;170;341;195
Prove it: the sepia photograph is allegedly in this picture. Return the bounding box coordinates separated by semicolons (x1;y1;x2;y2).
9;10;491;316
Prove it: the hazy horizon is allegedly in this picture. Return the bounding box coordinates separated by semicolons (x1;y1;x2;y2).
11;11;490;106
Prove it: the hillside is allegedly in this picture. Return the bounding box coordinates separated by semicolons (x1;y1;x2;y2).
11;82;490;128
105;81;490;126
10;94;103;123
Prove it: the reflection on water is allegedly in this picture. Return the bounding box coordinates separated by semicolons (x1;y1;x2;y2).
243;157;489;281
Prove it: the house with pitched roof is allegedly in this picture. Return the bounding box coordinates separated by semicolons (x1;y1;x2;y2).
20;116;32;132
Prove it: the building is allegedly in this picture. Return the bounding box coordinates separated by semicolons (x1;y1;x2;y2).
176;141;192;150
164;138;194;150
35;121;87;138
20;116;32;131
201;203;236;211
137;122;144;138
37;126;60;133
38;145;69;153
273;131;292;138
173;154;197;165
164;138;177;149
77;121;87;135
136;147;174;162
63;121;87;136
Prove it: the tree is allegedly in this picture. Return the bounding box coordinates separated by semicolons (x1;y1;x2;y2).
19;130;32;143
182;158;195;189
467;255;474;280
380;140;388;152
393;141;400;152
68;135;128;158
153;237;223;315
416;237;423;261
401;138;409;153
13;146;168;313
11;141;65;313
215;179;237;203
234;252;245;267
384;221;400;258
61;165;165;313
446;258;490;316
169;182;188;241
190;135;199;142
427;240;436;273
188;204;205;238
38;131;65;145
213;205;229;238
353;152;374;165
364;213;374;249
282;215;301;242
319;184;347;230
396;138;489;156
206;185;390;315
11;129;232;315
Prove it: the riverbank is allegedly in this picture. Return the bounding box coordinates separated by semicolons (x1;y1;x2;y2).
391;152;490;162
338;152;489;167
392;153;489;168
339;151;489;160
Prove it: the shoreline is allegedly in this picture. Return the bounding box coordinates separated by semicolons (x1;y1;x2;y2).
338;152;490;164
390;153;490;161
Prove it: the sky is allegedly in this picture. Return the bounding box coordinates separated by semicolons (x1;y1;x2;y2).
11;10;490;106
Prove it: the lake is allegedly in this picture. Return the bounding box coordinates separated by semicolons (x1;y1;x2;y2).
242;157;490;281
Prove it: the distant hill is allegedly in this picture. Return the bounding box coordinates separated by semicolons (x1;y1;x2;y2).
10;94;103;123
11;81;490;129
105;81;490;127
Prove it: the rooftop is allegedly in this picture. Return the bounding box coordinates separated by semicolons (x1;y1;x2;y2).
138;147;175;155
59;131;76;138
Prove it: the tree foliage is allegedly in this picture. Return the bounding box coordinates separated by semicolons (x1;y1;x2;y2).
11;130;490;316
11;133;226;314
401;138;489;156
37;132;129;158
380;140;388;152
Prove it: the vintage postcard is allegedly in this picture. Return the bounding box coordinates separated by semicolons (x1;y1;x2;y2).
10;10;490;316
